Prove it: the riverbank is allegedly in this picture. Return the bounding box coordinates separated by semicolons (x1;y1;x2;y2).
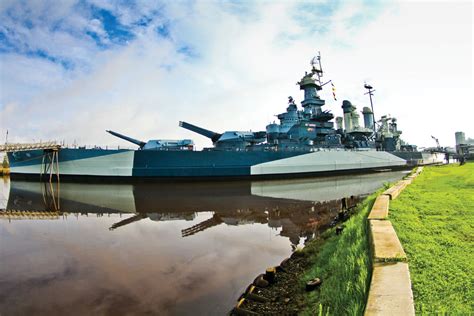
389;163;473;314
232;192;379;315
298;193;375;315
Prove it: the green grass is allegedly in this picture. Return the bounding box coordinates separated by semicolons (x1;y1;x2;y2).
390;163;474;314
298;192;379;315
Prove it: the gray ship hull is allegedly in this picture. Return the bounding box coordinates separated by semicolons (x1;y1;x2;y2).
7;148;407;181
391;151;445;166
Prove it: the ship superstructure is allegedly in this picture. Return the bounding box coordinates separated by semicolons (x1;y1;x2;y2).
174;54;405;153
5;54;442;181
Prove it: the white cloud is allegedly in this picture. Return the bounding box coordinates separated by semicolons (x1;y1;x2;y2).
0;0;472;150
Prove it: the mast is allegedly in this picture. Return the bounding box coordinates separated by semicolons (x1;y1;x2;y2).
299;52;326;116
310;51;324;88
364;83;376;132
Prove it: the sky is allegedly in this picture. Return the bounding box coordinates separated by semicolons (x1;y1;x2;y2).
0;0;472;150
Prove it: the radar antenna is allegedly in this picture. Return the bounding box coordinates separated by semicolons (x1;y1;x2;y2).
310;52;324;87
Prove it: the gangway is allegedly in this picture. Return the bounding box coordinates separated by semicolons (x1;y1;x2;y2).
0;142;61;183
0;142;61;152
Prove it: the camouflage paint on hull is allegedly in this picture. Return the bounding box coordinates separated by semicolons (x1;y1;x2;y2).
7;148;407;181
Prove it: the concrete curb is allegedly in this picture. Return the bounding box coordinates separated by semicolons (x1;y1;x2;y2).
369;220;407;262
364;167;423;316
365;262;415;315
368;195;389;220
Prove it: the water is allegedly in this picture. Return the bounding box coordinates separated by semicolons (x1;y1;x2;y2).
0;171;406;315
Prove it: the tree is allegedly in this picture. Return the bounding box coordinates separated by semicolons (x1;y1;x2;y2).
2;155;9;169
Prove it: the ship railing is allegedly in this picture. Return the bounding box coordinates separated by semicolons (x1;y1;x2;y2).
0;209;61;220
0;210;129;219
0;143;138;151
62;145;136;150
0;142;61;152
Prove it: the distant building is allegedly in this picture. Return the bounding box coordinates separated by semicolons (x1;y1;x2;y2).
455;132;465;146
455;131;474;160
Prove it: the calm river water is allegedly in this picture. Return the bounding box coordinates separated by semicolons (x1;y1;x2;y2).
0;171;406;315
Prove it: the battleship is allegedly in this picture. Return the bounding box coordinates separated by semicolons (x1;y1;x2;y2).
5;54;443;181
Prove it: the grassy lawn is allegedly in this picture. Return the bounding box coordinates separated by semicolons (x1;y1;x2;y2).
298;192;378;315
390;163;474;314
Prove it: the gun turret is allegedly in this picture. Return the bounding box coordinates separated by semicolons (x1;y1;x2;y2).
106;130;146;148
179;121;222;143
107;130;194;151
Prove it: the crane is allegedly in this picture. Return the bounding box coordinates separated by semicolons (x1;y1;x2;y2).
431;135;440;149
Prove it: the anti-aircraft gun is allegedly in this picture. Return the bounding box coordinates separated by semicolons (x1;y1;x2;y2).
106;130;194;151
179;121;266;150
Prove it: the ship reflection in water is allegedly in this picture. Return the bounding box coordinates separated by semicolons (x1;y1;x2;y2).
0;171;406;315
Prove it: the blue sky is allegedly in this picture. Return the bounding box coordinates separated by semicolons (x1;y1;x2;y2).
0;0;472;149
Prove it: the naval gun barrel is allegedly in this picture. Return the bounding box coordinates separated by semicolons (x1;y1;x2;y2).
179;121;222;143
106;130;146;148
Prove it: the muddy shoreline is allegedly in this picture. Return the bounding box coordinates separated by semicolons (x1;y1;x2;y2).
230;197;361;315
